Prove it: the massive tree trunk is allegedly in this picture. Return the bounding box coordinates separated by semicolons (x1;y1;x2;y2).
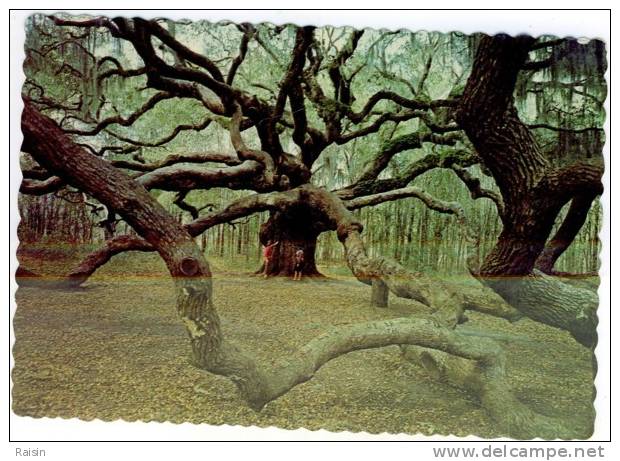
21;100;225;371
19;15;604;437
455;34;603;348
258;205;325;277
20;104;582;437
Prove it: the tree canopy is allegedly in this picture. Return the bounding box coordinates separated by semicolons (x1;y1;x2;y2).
18;14;606;439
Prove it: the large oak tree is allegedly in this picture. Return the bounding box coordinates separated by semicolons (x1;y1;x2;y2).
19;15;605;438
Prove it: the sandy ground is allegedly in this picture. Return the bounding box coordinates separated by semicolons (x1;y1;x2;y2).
12;249;596;438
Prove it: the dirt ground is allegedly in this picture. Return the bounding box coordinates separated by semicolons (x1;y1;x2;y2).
12;247;596;438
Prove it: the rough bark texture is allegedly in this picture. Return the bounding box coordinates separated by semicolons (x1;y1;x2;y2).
21;101;226;374
22;107;563;437
258;207;324;277
19;18;604;438
370;279;389;308
400;344;586;439
455;34;603;348
536;194;598;274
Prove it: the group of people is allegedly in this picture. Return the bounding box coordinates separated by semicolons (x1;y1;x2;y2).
261;240;305;281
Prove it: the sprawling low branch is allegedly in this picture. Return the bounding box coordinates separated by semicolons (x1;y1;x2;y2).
21;180;518;326
245;316;579;438
455;34;602;347
481;270;598;348
24;102;569;438
68;235;155;287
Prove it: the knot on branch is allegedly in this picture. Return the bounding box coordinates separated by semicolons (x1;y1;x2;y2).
336;222;363;242
277;174;290;189
179;257;200;276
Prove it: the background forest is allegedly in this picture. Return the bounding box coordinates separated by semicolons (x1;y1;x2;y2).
14;13;606;440
19;16;603;275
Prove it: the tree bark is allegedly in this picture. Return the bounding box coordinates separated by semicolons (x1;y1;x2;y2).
21;100;226;370
370;278;389;307
536;193;598;274
400;344;587;439
455;35;603;348
258;207;325;277
18;109;574;436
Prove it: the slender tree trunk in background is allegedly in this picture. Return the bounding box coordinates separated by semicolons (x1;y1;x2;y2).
218;225;224;257
18;191;95;244
259;207;324;277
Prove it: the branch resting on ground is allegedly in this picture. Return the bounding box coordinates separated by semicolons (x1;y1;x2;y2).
17;103;572;438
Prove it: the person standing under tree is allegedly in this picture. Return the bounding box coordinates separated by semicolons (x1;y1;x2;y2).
293;248;305;281
261;240;279;278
